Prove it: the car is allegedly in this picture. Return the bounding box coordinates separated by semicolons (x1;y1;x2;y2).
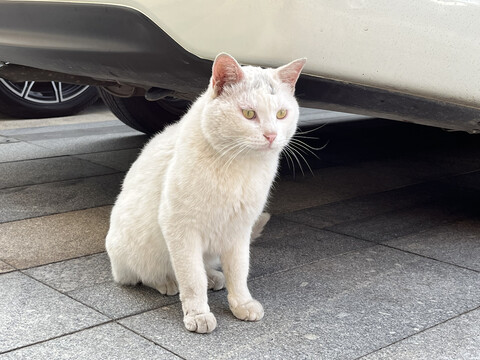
0;79;98;119
0;1;479;134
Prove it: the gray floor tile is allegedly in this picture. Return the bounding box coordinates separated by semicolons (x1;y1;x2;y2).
75;148;141;172
280;182;448;229
0;260;14;274
68;281;179;319
250;216;373;278
0;207;110;269
0;135;19;144
0;120;122;136
361;308;480;360
0;272;108;353
0;173;123;223
9;125;137;142
269;161;423;214
0;323;180;359
120;246;480;360
353;156;476;184
326;203;465;243
24;253;112;293
445;170;480;191
29;132;147;156
0;156;118;189
416;146;480;176
0;141;58;163
386;219;480;272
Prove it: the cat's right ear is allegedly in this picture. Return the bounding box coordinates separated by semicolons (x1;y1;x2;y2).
211;53;244;97
276;58;307;93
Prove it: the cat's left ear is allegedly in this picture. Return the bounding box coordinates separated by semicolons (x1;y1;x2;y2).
211;53;244;98
276;58;307;92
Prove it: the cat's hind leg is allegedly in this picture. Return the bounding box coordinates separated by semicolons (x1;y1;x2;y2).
251;212;271;242
207;268;225;291
109;256;140;286
144;274;179;296
205;254;225;291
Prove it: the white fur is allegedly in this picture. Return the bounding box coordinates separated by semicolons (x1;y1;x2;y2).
106;54;305;333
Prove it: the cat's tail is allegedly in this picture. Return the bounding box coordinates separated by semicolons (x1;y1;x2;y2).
251;212;271;242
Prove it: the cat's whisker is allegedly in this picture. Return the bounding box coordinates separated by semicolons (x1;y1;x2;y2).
289;138;321;158
284;145;305;176
293;138;329;152
282;148;296;177
210;140;246;170
222;142;250;173
295;123;327;135
280;139;301;176
282;149;295;174
287;144;315;176
292;134;319;140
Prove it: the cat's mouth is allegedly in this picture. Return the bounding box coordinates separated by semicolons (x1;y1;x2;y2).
259;141;280;152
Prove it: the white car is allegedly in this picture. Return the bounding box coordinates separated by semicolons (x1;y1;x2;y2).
1;0;479;134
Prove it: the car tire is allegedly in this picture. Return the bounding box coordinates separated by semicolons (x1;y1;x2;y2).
0;79;98;119
98;88;189;135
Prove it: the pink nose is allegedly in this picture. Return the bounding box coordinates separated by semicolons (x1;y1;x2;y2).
263;133;277;144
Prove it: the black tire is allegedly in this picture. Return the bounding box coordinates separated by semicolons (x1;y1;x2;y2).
0;79;98;119
98;88;189;135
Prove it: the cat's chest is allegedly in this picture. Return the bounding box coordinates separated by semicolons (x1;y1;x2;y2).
168;160;273;220
215;163;274;203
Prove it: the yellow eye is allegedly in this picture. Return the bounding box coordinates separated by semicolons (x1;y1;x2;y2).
242;109;256;119
276;109;287;119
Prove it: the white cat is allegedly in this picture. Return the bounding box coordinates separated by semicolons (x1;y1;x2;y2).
106;53;306;333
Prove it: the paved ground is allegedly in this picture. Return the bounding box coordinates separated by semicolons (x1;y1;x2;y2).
1;104;479;359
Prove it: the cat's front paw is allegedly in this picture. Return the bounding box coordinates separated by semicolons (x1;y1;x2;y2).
230;299;264;321
183;312;217;333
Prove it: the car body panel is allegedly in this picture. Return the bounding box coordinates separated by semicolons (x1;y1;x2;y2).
17;0;480;110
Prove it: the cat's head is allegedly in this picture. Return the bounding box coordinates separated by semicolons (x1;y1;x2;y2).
201;53;306;157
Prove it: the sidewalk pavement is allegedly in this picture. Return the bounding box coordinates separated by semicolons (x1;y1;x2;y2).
1;108;479;359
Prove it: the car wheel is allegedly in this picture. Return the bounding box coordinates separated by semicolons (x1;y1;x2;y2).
98;88;190;135
0;79;98;118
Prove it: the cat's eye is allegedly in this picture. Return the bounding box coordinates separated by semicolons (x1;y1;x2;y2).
276;109;287;119
242;109;256;120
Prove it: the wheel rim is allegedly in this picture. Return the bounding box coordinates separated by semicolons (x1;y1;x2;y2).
0;79;89;104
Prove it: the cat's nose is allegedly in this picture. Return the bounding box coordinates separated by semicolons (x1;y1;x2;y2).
263;133;277;144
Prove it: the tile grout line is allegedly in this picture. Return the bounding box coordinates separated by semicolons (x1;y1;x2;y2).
28;264;187;359
0;169;124;192
0;258;18;273
272;167;480;219
354;304;480;360
277;202;480;275
0;204;115;226
321;225;480;274
247;244;378;284
0;320;116;356
115;322;187;360
69;154;130;174
4;269;176;355
16;250;108;272
18;268;115;319
0;123;138;141
0;118;122;134
0;170;122;192
379;242;480;274
0;144;142;165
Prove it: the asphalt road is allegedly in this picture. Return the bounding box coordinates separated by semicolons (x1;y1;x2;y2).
1;104;479;359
